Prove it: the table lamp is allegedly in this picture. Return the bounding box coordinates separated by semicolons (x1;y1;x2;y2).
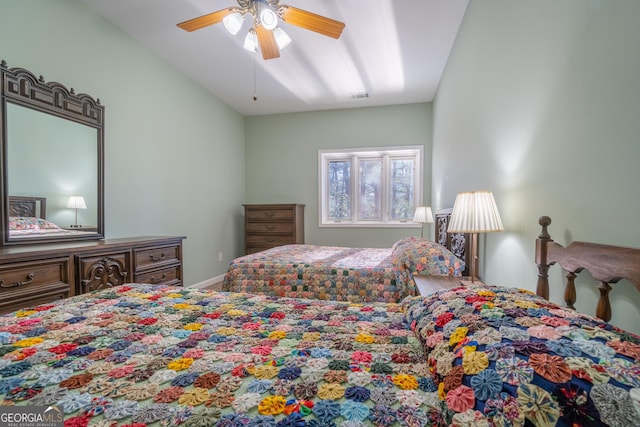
447;191;503;282
67;196;87;228
413;206;434;238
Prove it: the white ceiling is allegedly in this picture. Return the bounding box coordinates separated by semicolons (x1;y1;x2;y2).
81;0;469;116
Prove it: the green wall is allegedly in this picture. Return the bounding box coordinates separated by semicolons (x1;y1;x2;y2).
245;103;433;248
0;0;246;286
433;0;640;333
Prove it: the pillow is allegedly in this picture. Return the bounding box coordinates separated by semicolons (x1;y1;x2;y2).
35;218;61;229
391;236;420;252
9;216;40;230
391;237;465;276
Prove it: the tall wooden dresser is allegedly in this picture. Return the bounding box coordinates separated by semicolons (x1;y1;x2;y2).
243;204;304;254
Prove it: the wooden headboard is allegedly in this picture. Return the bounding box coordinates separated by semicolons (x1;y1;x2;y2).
535;215;640;322
8;196;47;219
434;208;470;276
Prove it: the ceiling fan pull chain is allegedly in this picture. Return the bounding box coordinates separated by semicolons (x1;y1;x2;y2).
253;52;258;101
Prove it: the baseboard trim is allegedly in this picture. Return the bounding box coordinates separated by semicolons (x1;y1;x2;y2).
188;274;224;289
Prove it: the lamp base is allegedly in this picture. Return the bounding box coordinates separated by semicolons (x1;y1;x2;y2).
470;232;479;283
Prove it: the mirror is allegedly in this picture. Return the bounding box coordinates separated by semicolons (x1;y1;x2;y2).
1;61;104;245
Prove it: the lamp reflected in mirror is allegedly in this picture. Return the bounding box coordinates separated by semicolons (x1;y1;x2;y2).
67;196;87;228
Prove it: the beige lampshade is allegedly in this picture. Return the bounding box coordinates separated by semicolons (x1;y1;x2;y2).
448;191;503;233
67;196;87;210
413;206;434;224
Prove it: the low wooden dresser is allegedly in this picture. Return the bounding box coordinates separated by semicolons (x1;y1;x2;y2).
243;204;304;254
0;236;185;314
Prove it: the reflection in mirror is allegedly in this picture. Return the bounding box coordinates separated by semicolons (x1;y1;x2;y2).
7;103;98;238
1;61;104;245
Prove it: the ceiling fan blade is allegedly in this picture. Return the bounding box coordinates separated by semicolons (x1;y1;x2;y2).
279;5;345;39
177;8;235;32
255;24;280;60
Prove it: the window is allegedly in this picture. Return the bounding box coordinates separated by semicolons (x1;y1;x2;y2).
319;146;423;227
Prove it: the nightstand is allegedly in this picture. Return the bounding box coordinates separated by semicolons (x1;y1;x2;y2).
461;278;484;287
414;275;478;296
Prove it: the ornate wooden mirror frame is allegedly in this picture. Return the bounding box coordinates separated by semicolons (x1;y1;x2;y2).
0;60;104;245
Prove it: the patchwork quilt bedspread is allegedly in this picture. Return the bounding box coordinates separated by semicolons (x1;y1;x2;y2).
223;241;465;304
0;283;638;426
223;245;411;303
403;284;640;426
0;284;426;426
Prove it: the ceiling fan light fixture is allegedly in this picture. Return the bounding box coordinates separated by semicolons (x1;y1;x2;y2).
177;2;345;60
222;11;244;35
243;29;258;52
257;1;278;30
274;27;291;50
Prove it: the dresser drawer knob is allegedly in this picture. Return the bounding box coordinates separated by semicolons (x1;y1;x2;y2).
150;274;167;284
263;212;276;217
150;253;166;261
266;225;276;230
0;272;35;288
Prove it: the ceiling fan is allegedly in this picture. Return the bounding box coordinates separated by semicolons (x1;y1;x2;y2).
177;0;345;60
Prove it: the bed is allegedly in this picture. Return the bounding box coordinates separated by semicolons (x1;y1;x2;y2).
222;238;466;303
0;216;639;426
223;209;470;303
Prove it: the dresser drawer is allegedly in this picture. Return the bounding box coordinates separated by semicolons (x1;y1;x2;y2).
246;208;294;221
0;288;69;314
135;265;181;287
247;222;293;233
246;234;294;247
134;244;181;272
0;258;71;313
0;258;70;294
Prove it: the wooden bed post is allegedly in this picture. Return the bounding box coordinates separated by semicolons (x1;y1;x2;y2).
596;282;612;322
535;216;552;300
564;272;577;310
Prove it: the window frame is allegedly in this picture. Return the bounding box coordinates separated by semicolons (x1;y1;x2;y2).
318;145;424;228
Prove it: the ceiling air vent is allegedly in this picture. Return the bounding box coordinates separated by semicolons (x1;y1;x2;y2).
351;92;369;100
